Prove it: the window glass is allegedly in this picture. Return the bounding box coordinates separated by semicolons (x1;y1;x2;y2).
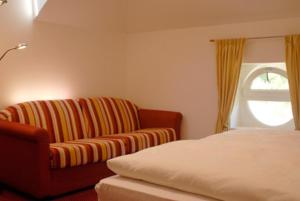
248;101;293;126
250;72;289;90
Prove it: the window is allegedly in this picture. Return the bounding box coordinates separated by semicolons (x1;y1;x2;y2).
231;63;294;129
250;72;289;90
33;0;47;17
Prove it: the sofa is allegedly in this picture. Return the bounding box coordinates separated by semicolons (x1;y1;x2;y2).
0;97;182;199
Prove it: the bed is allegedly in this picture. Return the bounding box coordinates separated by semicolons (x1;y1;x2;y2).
96;175;218;201
96;129;300;201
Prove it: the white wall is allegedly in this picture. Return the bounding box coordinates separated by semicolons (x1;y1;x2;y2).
2;2;300;139
0;0;126;108
126;17;300;139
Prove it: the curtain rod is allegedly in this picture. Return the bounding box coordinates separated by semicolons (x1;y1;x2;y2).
209;35;285;42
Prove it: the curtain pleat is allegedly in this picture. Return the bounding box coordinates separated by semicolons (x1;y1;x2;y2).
285;35;300;130
215;39;245;133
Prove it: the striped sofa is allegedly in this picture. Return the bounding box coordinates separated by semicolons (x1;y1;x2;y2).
0;97;182;199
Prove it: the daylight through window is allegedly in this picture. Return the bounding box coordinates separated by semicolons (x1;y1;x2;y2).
230;63;294;129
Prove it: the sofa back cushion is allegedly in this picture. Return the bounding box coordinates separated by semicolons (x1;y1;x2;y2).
0;99;88;143
79;97;140;137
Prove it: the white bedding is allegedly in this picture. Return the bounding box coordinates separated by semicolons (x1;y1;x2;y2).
107;129;300;201
96;175;219;201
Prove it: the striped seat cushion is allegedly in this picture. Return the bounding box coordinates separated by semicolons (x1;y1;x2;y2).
100;128;177;153
79;97;140;137
50;128;176;169
0;100;88;143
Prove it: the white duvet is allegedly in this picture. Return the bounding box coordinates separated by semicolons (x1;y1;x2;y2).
107;129;300;201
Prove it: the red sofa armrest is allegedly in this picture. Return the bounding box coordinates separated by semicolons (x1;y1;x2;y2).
0;120;50;198
138;109;183;140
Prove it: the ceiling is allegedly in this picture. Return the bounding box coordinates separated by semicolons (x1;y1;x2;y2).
37;0;126;32
37;0;300;33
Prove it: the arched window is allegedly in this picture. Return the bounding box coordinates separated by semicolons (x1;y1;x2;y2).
33;0;47;17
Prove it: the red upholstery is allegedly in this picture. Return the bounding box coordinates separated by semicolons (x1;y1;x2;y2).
49;162;114;197
139;109;183;139
0;100;88;143
50;128;176;169
0;99;182;199
79;97;140;137
0;120;50;198
0;120;114;198
100;128;177;153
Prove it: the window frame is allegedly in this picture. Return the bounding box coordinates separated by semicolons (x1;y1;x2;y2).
242;67;292;126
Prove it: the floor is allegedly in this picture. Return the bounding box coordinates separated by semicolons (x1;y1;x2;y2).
0;186;97;201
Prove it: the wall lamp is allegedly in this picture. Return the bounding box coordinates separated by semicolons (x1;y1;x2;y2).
0;43;28;62
0;0;7;6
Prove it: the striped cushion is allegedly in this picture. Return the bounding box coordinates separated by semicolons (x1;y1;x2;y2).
0;100;87;143
0;113;6;120
50;128;176;169
50;138;127;169
100;128;177;153
79;97;140;137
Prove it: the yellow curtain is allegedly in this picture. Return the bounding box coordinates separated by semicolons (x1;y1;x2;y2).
285;35;300;130
215;38;246;133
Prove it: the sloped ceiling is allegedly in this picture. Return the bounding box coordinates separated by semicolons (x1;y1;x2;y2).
37;0;300;33
37;0;126;32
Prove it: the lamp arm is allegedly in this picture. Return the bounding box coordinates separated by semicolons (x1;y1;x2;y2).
0;47;17;61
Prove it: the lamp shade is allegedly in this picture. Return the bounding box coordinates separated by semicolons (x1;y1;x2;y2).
0;43;28;61
16;43;27;50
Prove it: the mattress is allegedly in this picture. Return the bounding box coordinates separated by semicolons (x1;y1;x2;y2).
107;129;300;201
96;175;219;201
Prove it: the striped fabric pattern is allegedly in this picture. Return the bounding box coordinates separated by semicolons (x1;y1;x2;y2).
50;128;176;169
0;100;87;143
101;128;177;153
79;97;140;137
0;112;7;120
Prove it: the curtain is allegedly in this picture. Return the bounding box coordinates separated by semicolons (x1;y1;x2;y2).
285;35;300;130
215;38;246;133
